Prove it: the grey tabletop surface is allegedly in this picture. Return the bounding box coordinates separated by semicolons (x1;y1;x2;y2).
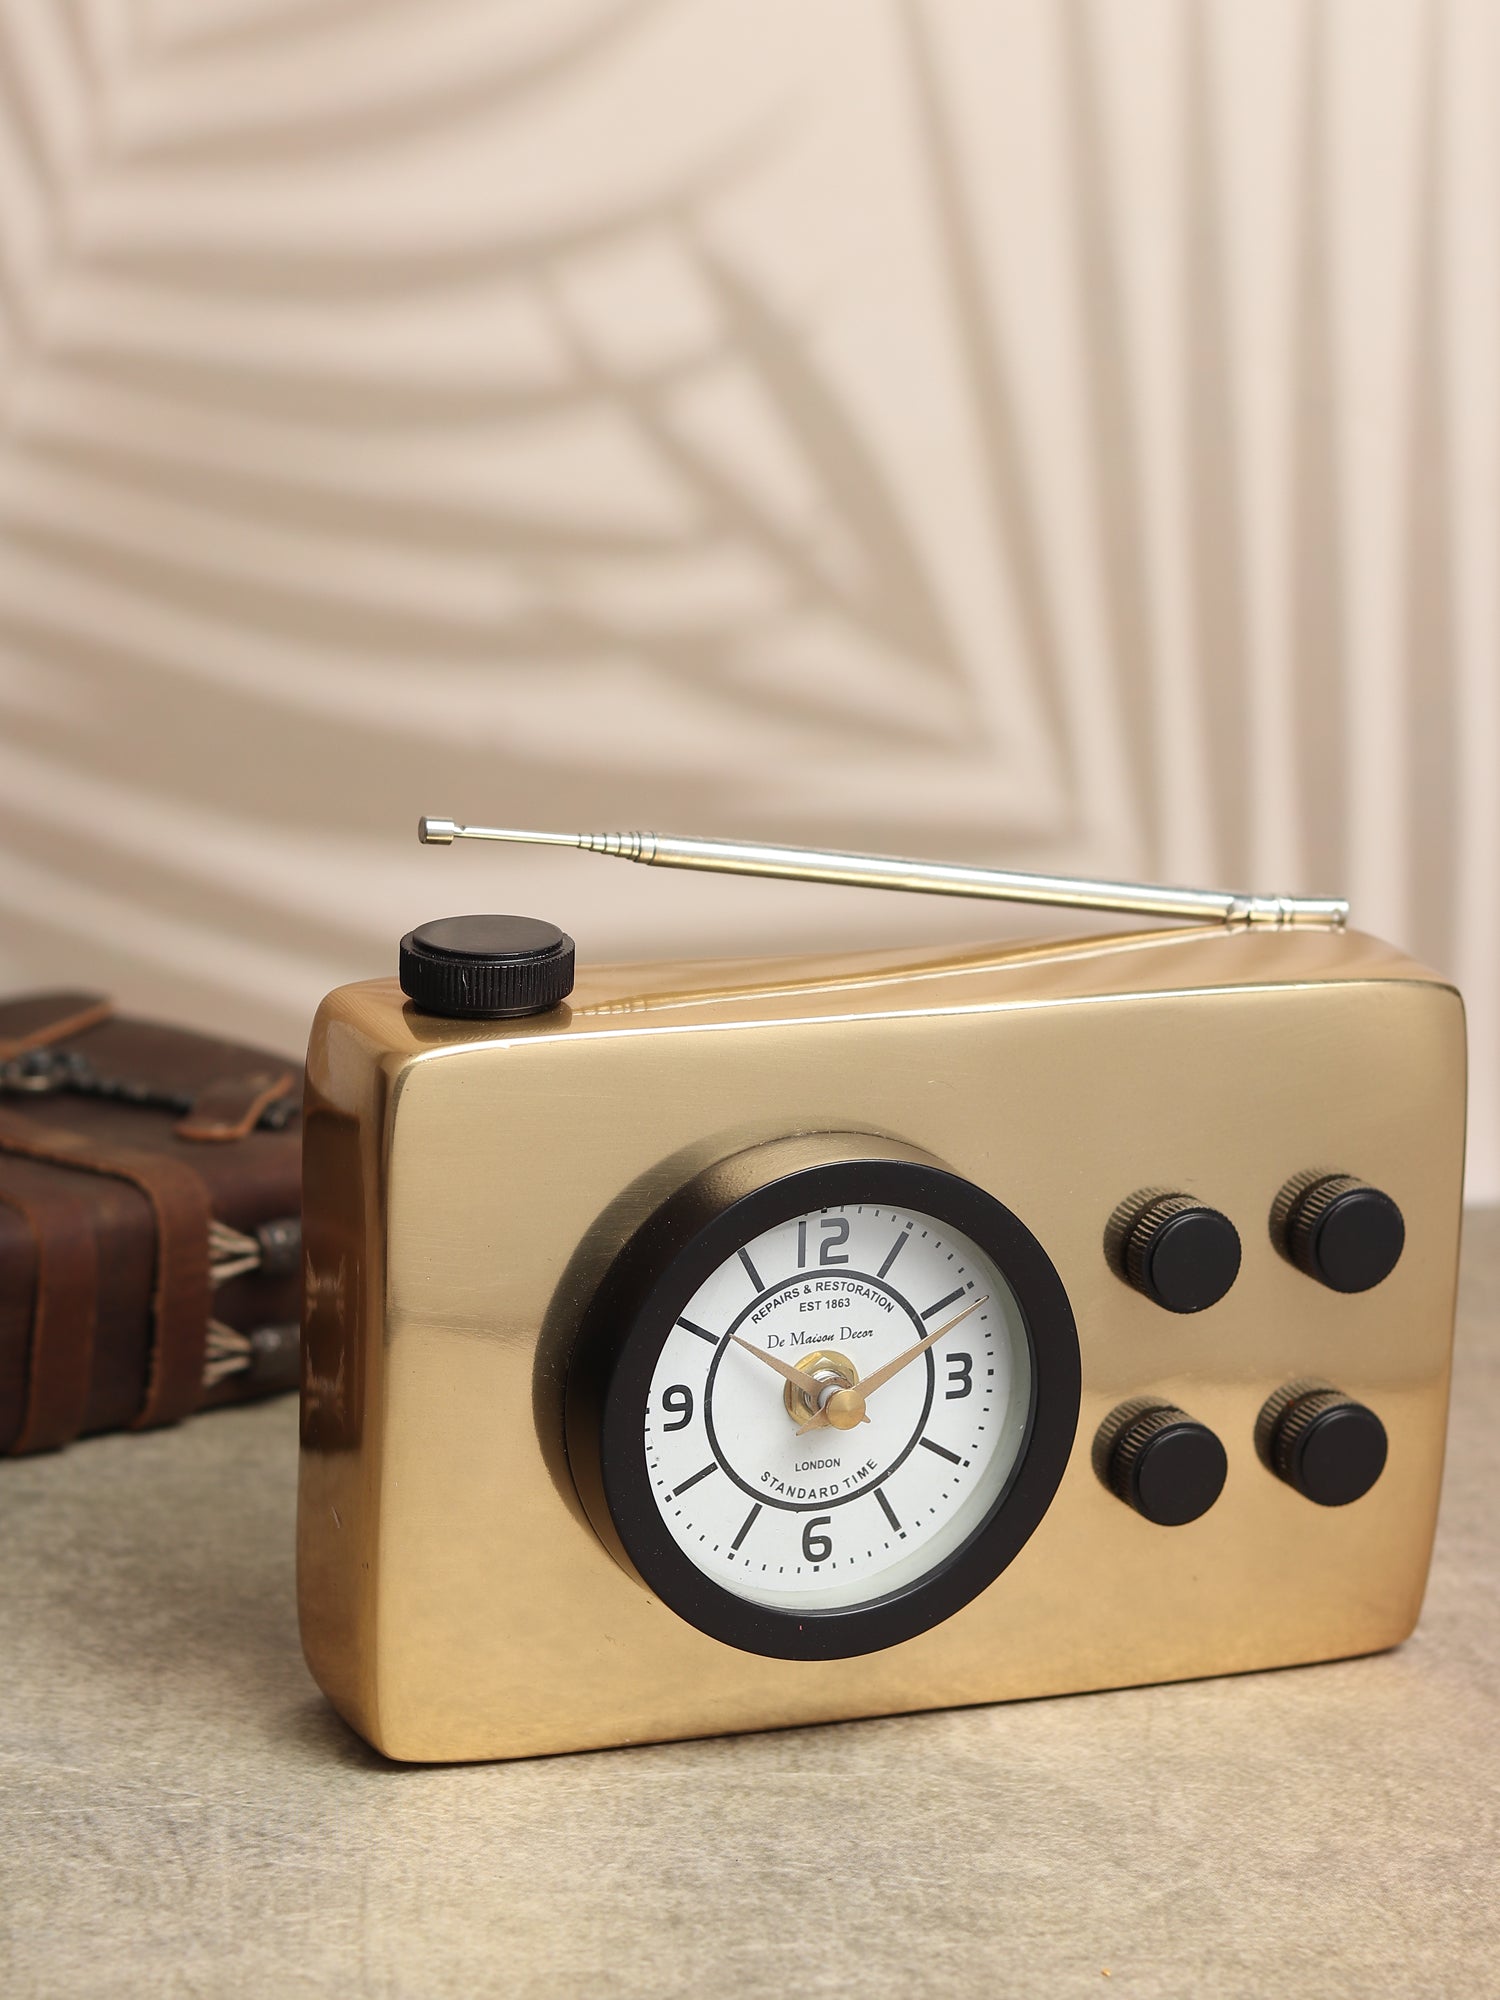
3;1215;1496;2000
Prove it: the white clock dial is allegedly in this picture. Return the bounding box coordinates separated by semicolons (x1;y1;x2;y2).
643;1203;1033;1611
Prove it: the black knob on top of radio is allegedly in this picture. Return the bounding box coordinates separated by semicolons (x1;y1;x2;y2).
399;914;575;1019
1112;1191;1242;1313
1275;1172;1405;1293
1258;1384;1388;1506
1099;1402;1228;1526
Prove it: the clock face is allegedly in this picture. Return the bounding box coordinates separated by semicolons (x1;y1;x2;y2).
644;1204;1031;1611
568;1146;1081;1661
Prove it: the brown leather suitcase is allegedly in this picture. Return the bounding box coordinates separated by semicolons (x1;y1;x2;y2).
0;992;301;1455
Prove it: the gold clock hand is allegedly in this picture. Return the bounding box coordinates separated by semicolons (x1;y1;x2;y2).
846;1294;989;1402
795;1296;989;1435
730;1333;828;1396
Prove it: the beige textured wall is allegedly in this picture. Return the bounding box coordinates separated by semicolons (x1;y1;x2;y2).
0;0;1496;1197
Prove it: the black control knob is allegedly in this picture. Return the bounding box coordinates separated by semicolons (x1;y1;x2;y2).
1259;1384;1388;1506
1100;1402;1228;1525
399;914;575;1019
1276;1173;1405;1293
1114;1192;1242;1313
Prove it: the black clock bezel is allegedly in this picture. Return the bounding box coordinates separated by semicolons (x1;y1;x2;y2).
565;1143;1081;1662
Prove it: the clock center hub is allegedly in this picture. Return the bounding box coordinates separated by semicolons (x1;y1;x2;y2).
782;1348;862;1428
822;1385;869;1431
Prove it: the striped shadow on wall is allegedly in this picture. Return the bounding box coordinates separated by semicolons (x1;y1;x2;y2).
0;0;1495;1198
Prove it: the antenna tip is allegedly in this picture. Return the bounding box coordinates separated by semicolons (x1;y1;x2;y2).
418;816;458;845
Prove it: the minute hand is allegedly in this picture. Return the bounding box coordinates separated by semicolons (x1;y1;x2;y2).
795;1295;989;1436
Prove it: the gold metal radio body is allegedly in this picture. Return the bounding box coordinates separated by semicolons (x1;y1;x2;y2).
297;826;1465;1764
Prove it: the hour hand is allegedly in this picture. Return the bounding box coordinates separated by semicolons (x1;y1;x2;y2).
730;1333;821;1395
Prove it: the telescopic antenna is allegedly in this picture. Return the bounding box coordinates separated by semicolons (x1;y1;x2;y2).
416;818;1348;930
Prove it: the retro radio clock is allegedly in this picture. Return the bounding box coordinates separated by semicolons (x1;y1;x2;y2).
297;822;1465;1763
